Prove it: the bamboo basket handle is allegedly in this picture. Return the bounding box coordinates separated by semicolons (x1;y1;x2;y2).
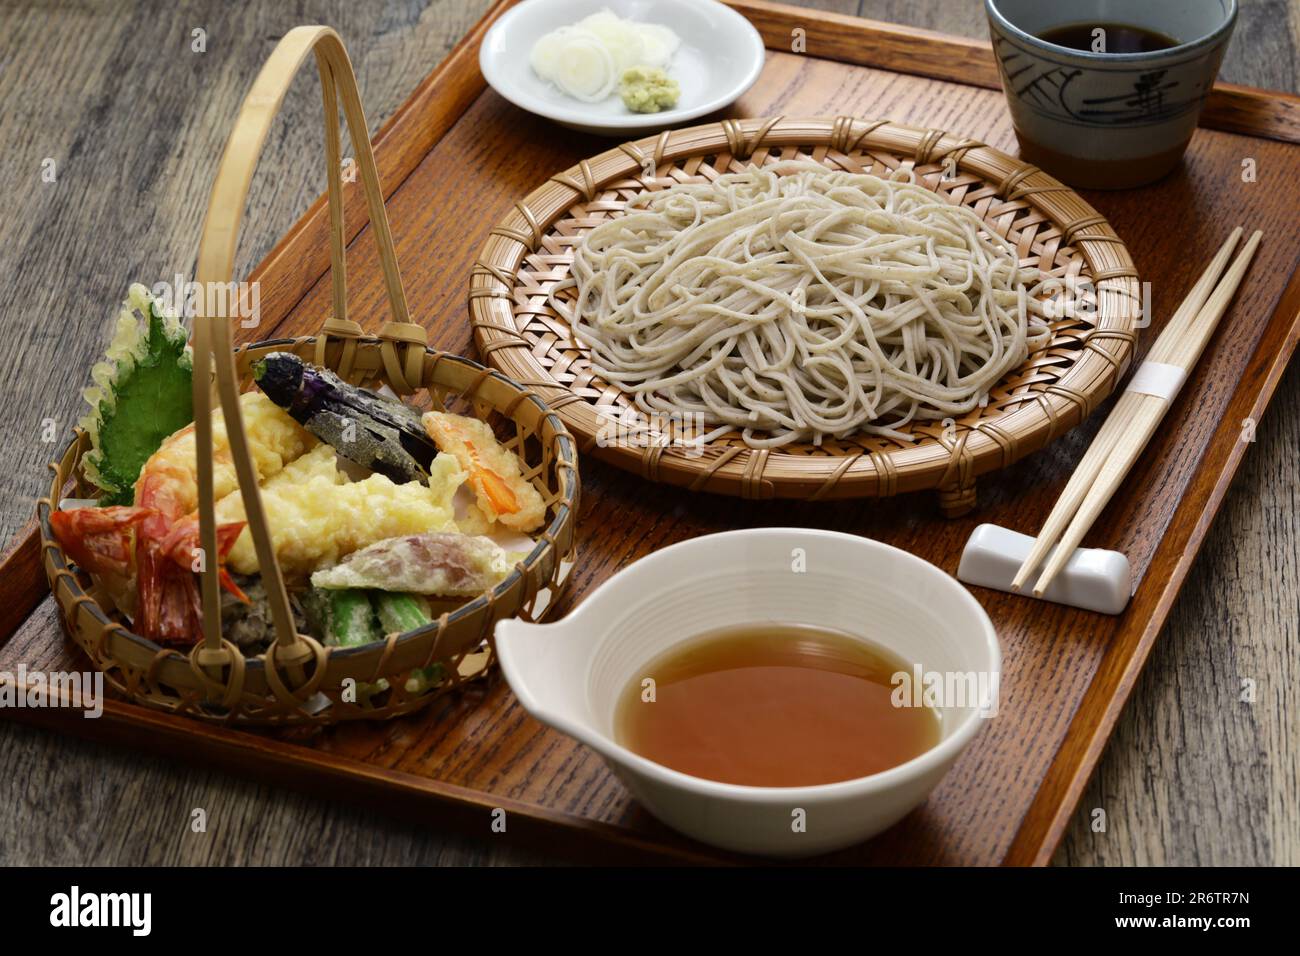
192;26;410;660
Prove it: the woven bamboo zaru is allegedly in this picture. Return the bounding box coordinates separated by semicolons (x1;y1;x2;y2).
470;116;1141;515
37;27;579;725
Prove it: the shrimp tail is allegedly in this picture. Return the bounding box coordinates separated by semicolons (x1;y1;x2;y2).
159;517;250;601
48;505;150;579
135;516;250;643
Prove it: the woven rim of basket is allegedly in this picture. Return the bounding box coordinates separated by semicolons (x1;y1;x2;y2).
37;339;579;699
469;116;1141;500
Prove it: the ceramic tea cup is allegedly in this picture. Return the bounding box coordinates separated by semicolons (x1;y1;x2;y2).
495;528;1000;858
985;0;1238;188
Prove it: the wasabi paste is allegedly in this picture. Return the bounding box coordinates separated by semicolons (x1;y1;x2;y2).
620;67;680;113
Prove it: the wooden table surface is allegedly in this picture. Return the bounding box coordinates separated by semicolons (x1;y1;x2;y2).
0;0;1295;866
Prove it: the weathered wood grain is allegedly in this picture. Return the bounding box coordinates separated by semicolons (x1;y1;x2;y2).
0;517;44;648
0;0;1295;867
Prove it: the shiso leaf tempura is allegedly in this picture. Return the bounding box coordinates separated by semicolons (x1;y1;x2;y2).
79;284;193;505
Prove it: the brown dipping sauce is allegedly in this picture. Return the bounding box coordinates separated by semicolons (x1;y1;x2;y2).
1038;21;1180;54
1014;21;1187;188
614;623;941;787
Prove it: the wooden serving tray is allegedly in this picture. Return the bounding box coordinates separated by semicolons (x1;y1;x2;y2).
4;0;1300;865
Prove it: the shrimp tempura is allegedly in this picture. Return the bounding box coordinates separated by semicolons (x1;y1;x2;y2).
422;411;546;533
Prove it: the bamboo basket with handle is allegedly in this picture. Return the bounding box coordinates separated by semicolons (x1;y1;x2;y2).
37;26;579;725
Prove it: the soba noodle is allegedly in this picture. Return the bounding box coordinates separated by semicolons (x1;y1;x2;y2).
555;161;1050;448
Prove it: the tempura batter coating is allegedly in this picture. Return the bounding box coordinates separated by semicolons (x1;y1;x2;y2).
422;411;546;532
133;390;316;518
215;445;467;576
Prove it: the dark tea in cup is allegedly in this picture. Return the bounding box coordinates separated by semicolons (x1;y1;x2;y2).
985;0;1238;189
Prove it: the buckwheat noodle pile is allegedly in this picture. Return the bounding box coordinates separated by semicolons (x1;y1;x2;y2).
556;161;1050;448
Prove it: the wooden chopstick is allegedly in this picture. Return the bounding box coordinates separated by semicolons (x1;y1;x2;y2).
1030;228;1262;595
1008;227;1243;593
1010;227;1262;597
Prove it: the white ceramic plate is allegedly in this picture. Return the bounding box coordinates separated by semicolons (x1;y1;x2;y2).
479;0;766;136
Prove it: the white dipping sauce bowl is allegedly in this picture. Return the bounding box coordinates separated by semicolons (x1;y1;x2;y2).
479;0;765;136
496;528;1001;858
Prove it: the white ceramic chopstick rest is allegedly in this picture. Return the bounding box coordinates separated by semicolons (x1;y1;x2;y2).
958;524;1131;615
